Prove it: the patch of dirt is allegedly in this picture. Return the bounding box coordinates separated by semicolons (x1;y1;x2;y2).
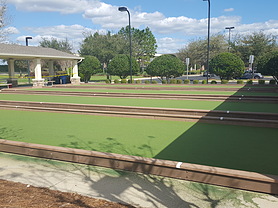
0;179;135;208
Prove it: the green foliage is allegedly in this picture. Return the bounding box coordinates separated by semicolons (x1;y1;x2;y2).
257;51;278;80
184;79;190;84
40;37;72;53
105;79;111;84
144;80;150;84
193;80;199;84
258;80;265;85
169;79;177;84
237;80;244;84
211;80;217;84
202;80;207;84
176;79;183;84
210;52;245;80
107;54;139;79
128;79;134;84
121;79;127;84
247;80;253;84
135;80;142;84
161;80;167;84
221;80;229;84
114;79;120;84
146;54;184;82
78;56;101;83
269;79;276;85
151;80;158;84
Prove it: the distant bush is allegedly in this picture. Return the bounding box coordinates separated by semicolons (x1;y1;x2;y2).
144;80;150;84
269;79;276;85
128;79;134;84
247;80;253;84
193;80;199;84
121;79;127;84
211;80;217;84
169;79;177;84
202;80;207;84
135;80;142;84
237;80;244;84
184;79;190;84
176;79;183;84
114;79;120;84
221;80;229;84
258;79;265;85
105;79;111;84
161;80;167;84
151;80;158;84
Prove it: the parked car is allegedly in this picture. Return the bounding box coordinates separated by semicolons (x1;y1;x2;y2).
203;71;216;77
238;72;263;79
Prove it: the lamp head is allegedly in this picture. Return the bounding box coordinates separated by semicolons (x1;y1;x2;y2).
118;7;128;12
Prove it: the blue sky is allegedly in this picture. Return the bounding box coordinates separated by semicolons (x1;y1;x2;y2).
3;0;278;53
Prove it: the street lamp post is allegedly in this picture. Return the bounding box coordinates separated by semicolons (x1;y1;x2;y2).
225;26;235;52
118;6;132;83
25;37;32;84
203;0;210;84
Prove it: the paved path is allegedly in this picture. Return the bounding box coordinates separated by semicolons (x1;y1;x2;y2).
0;152;278;208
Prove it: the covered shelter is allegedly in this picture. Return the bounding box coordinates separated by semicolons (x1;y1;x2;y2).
0;43;83;87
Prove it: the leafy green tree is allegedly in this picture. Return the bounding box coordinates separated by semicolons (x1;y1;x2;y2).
146;54;184;82
210;52;245;80
39;37;72;53
107;54;139;79
78;56;101;83
257;51;278;83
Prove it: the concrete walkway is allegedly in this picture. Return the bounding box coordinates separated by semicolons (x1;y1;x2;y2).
0;152;278;208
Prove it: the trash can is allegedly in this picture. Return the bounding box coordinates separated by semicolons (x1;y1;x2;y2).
60;76;67;84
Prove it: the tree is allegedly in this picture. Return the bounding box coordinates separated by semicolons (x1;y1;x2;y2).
107;54;139;79
177;34;228;69
209;52;245;80
78;56;101;83
39;37;72;53
257;51;278;83
118;26;157;64
0;0;11;42
146;54;184;82
231;32;278;64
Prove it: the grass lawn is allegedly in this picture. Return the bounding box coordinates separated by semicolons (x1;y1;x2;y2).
1;93;278;113
1;109;277;175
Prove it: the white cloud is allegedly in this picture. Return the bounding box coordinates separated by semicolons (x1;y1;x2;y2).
157;37;185;54
224;8;234;12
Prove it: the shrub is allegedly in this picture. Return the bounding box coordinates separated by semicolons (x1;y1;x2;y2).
176;79;183;84
211;80;217;84
202;80;207;84
269;79;276;85
135;80;142;84
114;79;120;84
144;80;150;84
151;80;158;84
221;80;229;84
105;79;111;84
237;80;244;84
121;79;127;84
247;80;253;84
258;79;265;85
169;79;177;84
128;79;134;84
184;79;190;84
193;80;199;84
161;80;167;84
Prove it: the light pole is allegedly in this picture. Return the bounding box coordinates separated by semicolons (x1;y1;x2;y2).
118;6;132;83
225;26;235;52
25;36;32;84
203;0;210;84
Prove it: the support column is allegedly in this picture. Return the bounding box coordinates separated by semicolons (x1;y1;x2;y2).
70;60;81;85
32;58;45;87
7;59;18;87
48;60;54;77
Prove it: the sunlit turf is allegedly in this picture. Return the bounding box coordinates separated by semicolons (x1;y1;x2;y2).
0;93;278;113
1;109;277;175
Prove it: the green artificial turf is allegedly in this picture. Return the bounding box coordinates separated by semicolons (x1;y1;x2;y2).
0;109;277;175
0;93;278;113
25;87;278;97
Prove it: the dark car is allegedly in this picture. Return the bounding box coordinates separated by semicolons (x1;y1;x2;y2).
203;71;216;77
238;72;263;79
